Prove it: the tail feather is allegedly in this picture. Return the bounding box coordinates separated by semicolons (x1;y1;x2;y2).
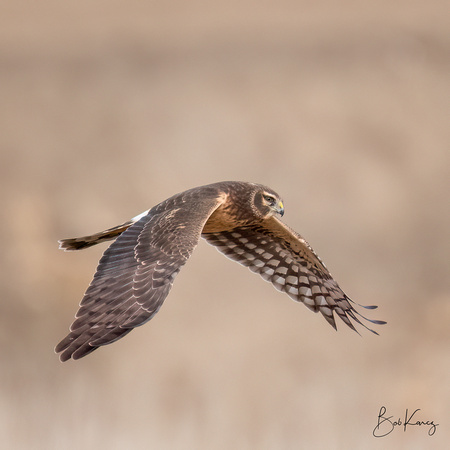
59;210;150;251
58;221;133;251
59;210;151;251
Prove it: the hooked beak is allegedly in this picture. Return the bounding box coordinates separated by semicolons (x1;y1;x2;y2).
275;200;284;217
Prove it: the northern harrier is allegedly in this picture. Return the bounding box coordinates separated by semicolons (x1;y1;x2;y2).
56;181;385;361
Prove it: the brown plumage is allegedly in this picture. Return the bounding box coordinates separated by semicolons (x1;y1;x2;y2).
56;181;385;361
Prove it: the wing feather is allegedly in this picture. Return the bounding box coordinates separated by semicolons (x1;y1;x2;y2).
56;188;227;361
202;216;385;334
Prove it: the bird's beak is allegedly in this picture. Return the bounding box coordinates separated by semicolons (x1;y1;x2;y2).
276;201;284;217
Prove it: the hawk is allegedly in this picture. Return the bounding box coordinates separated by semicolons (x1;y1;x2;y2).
56;181;385;361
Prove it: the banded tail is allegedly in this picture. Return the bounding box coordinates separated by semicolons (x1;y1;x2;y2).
58;210;149;251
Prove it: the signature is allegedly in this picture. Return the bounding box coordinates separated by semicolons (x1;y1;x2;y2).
373;406;438;437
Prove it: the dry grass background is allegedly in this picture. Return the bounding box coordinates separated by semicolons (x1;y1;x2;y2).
1;1;449;449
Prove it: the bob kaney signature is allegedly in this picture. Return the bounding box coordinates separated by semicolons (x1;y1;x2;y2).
373;406;438;437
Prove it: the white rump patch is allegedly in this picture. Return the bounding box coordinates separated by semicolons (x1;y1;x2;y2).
131;210;150;222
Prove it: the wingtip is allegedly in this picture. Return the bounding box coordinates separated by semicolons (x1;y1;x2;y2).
347;297;379;310
59;354;70;363
371;319;387;325
55;346;71;362
345;297;386;333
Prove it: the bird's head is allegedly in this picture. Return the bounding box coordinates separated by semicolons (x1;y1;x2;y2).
252;186;284;219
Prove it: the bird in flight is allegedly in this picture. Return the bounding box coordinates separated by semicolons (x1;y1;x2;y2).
56;181;385;361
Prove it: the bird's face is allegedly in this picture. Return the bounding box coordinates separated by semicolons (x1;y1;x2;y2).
253;188;284;219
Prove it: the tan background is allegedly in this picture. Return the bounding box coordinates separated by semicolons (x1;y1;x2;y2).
1;1;448;449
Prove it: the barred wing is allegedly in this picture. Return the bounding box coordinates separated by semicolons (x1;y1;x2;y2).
202;216;385;333
56;189;226;361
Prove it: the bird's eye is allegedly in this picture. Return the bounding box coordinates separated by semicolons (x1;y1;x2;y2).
263;195;276;205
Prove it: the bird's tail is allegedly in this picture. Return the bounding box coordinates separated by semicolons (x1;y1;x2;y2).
59;210;149;251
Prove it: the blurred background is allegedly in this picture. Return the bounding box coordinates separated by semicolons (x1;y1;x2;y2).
1;1;448;449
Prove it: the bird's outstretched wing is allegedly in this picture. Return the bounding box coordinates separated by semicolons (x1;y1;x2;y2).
56;188;226;361
202;216;386;333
